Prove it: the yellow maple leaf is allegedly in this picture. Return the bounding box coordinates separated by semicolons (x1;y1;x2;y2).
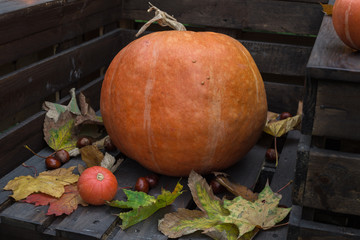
320;3;333;16
263;114;301;138
4;166;79;201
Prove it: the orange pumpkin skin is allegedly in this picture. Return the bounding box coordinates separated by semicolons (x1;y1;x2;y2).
101;31;267;176
77;166;118;205
333;0;360;50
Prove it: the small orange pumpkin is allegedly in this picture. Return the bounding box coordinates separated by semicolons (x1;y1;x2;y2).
101;31;267;176
333;0;360;50
77;166;118;205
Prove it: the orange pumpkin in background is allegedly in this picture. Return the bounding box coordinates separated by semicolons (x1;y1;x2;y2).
332;0;360;50
100;31;267;176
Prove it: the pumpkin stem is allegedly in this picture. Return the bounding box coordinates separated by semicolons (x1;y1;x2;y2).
135;2;186;37
97;173;104;181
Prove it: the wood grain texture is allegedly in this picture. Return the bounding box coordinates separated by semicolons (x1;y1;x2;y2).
307;13;360;82
0;29;135;125
122;0;324;35
0;0;53;14
0;77;103;177
303;147;360;216
242;40;312;76
301;74;318;135
0;0;122;45
312;80;360;140
0;6;123;66
264;82;303;115
292;134;312;205
288;205;360;240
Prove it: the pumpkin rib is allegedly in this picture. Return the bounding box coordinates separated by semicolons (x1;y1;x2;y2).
143;38;161;173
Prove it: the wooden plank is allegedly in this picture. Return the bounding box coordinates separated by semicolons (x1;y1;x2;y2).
256;130;301;240
242;40;312;77
288;205;360;240
0;0;122;45
0;28;135;125
312;80;360;141
122;0;324;35
0;6;123;66
0;76;103;178
0;0;53;15
264;82;303;115
307;1;360;83
300;74;318;135
292;134;312;205
303;147;360;216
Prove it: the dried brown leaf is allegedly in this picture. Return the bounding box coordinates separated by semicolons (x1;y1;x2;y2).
79;145;104;167
75;92;103;126
214;172;258;201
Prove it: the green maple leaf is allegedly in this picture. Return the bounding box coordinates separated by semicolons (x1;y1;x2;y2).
109;182;183;229
47;117;77;151
158;171;291;240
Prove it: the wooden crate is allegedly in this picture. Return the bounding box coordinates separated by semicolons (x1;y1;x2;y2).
291;0;360;238
0;0;327;239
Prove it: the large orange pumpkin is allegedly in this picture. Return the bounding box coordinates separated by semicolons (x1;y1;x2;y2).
100;31;267;176
333;0;360;50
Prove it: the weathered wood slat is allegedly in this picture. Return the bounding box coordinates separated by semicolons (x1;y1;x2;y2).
292;134;312;205
0;29;135;125
122;0;324;35
0;76;103;178
264;82;303;115
302;147;360;216
242;40;312;77
288;205;360;240
0;0;122;45
312;80;360;141
0;6;123;66
0;0;54;15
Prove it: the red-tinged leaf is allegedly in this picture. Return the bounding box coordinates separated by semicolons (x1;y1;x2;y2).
24;184;88;216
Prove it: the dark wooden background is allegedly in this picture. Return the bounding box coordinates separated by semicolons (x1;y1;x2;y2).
0;0;326;177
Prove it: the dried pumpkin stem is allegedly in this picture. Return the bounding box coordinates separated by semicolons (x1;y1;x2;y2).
135;2;186;37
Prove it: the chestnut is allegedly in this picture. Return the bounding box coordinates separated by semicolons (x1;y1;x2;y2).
135;177;149;193
265;148;277;163
76;137;92;148
145;174;159;188
45;156;61;170
279;112;292;120
55;149;70;164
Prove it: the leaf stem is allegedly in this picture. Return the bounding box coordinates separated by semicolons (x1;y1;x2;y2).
24;145;56;159
276;180;293;193
274;137;278;166
262;222;289;230
22;163;38;177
